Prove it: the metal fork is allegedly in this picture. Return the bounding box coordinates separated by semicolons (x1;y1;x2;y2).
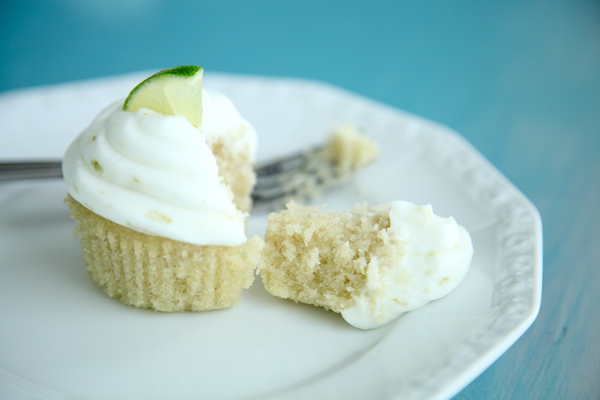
0;146;356;211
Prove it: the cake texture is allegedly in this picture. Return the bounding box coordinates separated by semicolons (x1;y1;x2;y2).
323;123;378;175
260;202;394;312
65;195;262;311
201;88;257;213
260;201;473;329
62;67;262;311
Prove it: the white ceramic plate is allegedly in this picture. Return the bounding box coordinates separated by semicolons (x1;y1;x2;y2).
0;72;542;400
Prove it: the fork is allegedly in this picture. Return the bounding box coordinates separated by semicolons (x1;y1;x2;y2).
0;145;358;211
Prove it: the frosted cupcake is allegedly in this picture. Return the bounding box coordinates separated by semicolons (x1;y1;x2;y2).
259;201;473;329
63;66;263;312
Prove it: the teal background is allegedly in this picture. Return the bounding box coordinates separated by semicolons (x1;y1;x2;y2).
1;0;599;398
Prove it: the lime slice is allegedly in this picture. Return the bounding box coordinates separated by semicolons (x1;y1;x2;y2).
123;65;204;127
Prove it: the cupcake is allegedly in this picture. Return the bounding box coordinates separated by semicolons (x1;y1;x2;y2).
63;66;263;312
259;201;473;329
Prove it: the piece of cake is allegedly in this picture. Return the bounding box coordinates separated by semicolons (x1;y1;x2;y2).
323;123;379;176
259;200;473;329
63;66;263;312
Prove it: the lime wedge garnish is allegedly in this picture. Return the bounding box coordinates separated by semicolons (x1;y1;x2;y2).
123;66;204;127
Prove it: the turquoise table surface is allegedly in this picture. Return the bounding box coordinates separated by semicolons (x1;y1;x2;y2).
1;1;599;399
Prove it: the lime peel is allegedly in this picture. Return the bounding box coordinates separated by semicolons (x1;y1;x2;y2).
123;65;204;128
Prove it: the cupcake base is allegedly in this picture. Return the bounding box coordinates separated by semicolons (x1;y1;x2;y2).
66;195;263;312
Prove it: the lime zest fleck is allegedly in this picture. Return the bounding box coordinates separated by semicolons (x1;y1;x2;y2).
145;210;173;224
91;160;103;174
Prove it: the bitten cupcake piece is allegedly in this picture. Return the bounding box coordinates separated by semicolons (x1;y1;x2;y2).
260;201;473;329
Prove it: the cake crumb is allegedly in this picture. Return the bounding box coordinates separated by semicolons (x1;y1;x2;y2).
323;124;378;173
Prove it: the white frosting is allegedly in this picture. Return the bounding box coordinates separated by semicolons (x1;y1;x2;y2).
63;89;256;246
341;201;473;329
202;89;257;161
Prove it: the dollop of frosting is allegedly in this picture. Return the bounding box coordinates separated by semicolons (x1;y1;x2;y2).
63;89;255;246
341;201;473;329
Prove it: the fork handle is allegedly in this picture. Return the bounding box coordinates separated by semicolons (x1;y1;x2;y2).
0;161;63;181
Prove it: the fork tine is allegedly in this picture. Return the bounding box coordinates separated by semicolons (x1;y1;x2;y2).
254;150;314;177
251;146;341;210
253;145;324;189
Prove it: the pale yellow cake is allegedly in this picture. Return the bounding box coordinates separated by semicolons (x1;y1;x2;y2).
259;202;401;313
66;195;263;311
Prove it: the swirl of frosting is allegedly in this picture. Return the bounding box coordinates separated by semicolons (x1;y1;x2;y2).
63;95;250;246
